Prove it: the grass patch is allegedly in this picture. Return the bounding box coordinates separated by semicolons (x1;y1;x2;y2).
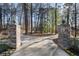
64;49;76;56
64;46;79;56
0;44;13;53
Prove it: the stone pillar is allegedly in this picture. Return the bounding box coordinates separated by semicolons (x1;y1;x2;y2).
58;24;71;48
16;24;21;49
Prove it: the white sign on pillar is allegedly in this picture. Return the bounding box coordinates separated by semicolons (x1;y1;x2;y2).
16;24;21;49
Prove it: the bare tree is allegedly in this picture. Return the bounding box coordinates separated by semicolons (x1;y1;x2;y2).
22;3;28;34
55;3;57;34
31;3;32;34
0;4;2;32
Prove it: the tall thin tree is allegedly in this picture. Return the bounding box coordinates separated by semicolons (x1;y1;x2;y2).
0;5;2;32
55;3;57;34
23;3;28;34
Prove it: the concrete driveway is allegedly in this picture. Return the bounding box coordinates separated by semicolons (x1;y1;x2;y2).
11;35;69;56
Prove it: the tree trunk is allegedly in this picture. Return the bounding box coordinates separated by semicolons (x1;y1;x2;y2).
0;7;2;32
55;3;57;34
23;3;28;34
31;3;32;34
74;3;77;47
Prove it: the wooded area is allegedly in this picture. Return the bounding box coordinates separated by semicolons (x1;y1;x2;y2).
0;3;79;56
0;3;62;35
